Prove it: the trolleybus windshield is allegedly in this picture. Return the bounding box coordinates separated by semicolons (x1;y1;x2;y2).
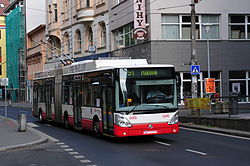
116;68;177;112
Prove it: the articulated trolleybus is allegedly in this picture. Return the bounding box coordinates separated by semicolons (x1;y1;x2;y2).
33;59;179;137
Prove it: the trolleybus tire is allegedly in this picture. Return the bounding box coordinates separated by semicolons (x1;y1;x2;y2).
39;110;44;123
93;120;102;137
64;113;70;129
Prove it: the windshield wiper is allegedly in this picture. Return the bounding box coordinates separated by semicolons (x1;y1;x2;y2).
127;104;143;115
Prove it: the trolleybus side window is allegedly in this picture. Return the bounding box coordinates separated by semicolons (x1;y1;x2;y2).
63;81;72;105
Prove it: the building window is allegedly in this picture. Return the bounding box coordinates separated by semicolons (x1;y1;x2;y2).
74;30;81;52
53;4;58;22
162;15;220;40
48;5;52;24
99;23;106;47
229;15;250;39
229;71;250;103
0;65;2;75
64;33;70;53
113;24;136;49
63;0;69;20
0;47;2;63
180;71;221;104
86;0;90;7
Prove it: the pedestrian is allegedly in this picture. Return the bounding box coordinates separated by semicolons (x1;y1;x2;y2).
7;92;12;106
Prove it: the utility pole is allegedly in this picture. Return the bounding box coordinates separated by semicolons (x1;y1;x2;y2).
190;0;199;116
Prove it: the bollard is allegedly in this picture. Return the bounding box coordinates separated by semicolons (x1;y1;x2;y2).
18;114;27;132
229;94;238;115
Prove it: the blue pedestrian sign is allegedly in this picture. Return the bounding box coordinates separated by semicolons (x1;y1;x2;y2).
191;65;200;75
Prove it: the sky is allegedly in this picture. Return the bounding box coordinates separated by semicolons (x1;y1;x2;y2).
26;0;46;33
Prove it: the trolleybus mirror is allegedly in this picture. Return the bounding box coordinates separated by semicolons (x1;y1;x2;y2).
175;72;181;87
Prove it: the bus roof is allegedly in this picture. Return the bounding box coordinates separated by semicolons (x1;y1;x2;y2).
34;59;174;79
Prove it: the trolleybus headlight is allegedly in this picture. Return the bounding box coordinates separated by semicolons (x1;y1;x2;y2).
115;114;132;127
169;113;178;125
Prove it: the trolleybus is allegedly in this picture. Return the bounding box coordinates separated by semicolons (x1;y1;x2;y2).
33;58;180;137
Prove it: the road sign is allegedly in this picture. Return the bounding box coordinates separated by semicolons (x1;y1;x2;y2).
191;65;200;75
0;78;8;86
205;78;216;94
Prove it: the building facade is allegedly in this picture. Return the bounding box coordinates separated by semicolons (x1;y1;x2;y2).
0;0;9;100
45;0;110;69
108;0;250;104
27;24;46;102
4;0;26;102
43;0;250;105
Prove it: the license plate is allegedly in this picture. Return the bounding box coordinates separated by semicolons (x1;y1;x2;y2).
143;130;157;134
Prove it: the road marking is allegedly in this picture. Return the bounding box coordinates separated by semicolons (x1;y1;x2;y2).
69;152;79;155
27;123;39;128
57;142;65;145
154;141;171;146
60;145;69;148
74;155;85;159
87;165;98;166
181;127;250;141
186;149;207;156
80;160;91;163
64;148;74;152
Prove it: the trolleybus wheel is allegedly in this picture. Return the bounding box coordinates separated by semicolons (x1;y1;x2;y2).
64;114;70;129
93;120;101;137
39;111;43;123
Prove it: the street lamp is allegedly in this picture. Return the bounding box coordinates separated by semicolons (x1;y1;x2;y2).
203;23;212;78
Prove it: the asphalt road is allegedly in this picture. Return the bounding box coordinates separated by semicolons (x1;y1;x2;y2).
1;107;250;166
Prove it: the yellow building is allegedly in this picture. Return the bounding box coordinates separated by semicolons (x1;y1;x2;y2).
0;16;6;78
0;16;7;99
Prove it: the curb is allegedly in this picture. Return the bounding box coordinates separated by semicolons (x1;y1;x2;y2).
0;117;49;152
180;123;250;138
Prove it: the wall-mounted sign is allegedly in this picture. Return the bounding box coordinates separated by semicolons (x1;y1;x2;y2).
132;28;148;40
134;0;146;29
205;78;216;94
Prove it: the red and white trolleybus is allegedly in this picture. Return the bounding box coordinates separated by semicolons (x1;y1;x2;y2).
33;58;180;137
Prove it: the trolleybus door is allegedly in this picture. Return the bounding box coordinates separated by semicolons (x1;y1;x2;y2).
102;86;114;134
73;85;82;126
45;82;52;119
33;84;38;116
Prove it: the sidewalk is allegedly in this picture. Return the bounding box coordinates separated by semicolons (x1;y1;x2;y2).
0;101;32;108
179;109;250;138
0;116;48;152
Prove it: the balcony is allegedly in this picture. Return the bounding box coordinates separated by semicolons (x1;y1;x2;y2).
75;8;94;23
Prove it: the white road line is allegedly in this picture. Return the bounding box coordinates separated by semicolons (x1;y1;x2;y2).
154;141;171;146
80;160;91;163
57;142;65;145
45;124;51;127
87;165;98;166
60;145;69;148
181;127;250;141
74;155;85;159
69;152;79;155
27;123;39;128
64;149;74;152
186;149;207;156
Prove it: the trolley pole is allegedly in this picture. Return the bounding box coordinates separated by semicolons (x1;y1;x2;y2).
190;0;199;116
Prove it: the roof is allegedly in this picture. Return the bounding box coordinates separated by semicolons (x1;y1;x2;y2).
0;0;10;15
27;24;46;36
34;59;174;79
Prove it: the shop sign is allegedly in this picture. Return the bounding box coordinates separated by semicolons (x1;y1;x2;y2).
132;28;148;40
205;78;216;94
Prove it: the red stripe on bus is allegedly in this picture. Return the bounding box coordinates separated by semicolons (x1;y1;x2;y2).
114;123;179;137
